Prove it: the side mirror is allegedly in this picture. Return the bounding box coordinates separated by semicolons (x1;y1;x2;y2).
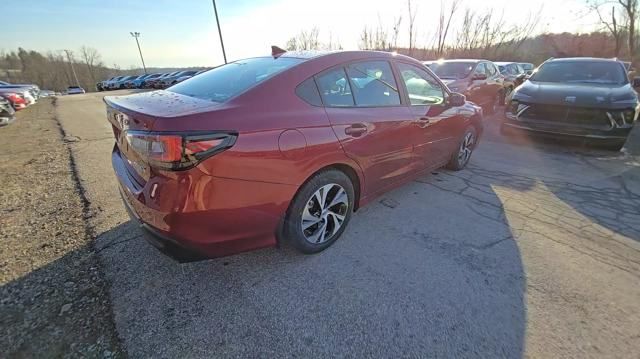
472;73;487;81
633;77;640;88
448;92;466;107
526;70;533;75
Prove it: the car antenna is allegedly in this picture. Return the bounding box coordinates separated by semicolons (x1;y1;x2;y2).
271;46;287;58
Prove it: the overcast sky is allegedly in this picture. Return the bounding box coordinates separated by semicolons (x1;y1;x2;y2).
0;0;599;68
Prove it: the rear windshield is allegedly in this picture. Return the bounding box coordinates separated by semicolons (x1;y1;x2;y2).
531;61;627;84
169;57;303;102
429;62;475;80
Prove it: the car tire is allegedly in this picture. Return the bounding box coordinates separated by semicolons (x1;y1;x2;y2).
446;126;477;171
284;169;355;254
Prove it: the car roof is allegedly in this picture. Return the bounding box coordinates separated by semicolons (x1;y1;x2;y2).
547;57;620;63
494;61;517;66
434;59;488;63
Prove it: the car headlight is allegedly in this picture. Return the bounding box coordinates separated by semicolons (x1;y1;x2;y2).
608;109;637;126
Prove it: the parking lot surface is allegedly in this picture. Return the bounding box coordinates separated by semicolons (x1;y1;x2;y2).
56;91;640;358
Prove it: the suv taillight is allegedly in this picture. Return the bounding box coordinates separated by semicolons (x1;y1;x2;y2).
125;131;237;170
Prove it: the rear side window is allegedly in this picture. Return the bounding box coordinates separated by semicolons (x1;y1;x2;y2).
296;78;322;106
169;57;302;102
315;67;355;107
346;61;400;106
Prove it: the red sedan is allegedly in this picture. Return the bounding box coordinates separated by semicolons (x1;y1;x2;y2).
106;50;483;261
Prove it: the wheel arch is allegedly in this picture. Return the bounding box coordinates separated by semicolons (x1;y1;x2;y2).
275;161;364;247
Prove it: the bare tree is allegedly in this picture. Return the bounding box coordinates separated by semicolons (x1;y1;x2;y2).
451;5;541;59
589;0;638;60
435;0;462;57
286;27;321;51
391;16;403;50
407;0;417;54
619;0;638;60
359;19;390;50
80;46;102;85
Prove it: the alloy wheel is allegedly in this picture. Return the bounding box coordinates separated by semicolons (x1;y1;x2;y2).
301;183;349;244
458;132;475;166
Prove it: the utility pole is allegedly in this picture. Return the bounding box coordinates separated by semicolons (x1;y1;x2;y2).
212;0;227;63
63;49;81;87
130;32;148;74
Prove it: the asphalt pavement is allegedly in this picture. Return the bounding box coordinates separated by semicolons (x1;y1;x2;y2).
56;91;640;358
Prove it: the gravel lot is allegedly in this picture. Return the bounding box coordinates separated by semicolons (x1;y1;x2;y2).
2;92;640;358
0;99;123;358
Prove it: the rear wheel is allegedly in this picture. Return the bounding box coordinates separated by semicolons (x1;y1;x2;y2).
447;126;477;171
284;170;354;254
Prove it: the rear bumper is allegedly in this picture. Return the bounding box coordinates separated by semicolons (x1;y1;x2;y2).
112;144;296;261
120;188;208;262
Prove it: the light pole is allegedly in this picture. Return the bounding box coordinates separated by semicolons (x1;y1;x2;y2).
63;49;81;87
211;0;227;63
130;32;148;74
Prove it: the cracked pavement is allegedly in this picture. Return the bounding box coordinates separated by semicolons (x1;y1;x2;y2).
55;91;640;358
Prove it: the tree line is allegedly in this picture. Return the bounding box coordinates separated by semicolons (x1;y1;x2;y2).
286;0;640;64
0;47;127;92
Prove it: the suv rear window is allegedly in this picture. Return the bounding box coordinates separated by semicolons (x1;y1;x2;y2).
169;57;303;102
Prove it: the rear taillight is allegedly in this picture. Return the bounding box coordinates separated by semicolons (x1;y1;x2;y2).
124;131;237;170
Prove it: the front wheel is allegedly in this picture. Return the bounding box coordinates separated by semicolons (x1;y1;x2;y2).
284;170;355;254
447;126;477;171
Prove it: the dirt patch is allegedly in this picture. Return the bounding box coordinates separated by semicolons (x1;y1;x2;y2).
0;99;123;358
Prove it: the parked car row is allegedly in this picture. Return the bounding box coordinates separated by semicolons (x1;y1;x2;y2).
97;69;208;91
0;80;41;113
425;57;637;151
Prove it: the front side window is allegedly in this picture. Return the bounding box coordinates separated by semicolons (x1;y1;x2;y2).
345;61;400;106
315;67;354;107
169;57;303;102
397;63;445;105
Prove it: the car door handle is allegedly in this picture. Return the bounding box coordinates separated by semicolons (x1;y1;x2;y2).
345;123;368;137
415;117;430;128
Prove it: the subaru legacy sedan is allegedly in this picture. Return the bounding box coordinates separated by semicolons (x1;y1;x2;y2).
106;50;483;261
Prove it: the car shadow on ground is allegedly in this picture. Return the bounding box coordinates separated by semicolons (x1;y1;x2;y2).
484;114;640;243
94;168;528;357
